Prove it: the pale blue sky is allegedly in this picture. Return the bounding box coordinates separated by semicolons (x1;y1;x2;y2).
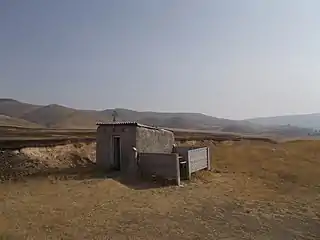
1;0;320;119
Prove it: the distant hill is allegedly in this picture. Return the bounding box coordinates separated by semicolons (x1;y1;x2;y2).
0;99;246;130
0;99;315;137
103;108;239;130
248;113;320;129
22;104;77;127
0;99;41;118
0;100;112;129
0;115;42;128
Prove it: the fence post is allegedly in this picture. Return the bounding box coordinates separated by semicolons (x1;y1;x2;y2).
175;153;181;186
187;150;192;180
207;147;211;171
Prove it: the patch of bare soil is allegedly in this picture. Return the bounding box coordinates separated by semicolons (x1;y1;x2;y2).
0;142;96;181
0;140;319;239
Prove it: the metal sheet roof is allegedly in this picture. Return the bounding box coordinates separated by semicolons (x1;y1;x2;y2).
96;121;173;132
96;121;138;126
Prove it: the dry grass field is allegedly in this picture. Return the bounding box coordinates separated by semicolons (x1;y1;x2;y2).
0;137;319;239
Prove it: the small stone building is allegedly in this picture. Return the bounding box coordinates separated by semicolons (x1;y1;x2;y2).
96;122;175;175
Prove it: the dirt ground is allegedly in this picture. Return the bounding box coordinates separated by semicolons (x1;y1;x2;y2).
0;142;96;182
0;140;319;239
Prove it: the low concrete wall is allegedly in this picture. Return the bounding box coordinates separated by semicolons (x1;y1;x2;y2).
174;146;193;161
139;153;180;185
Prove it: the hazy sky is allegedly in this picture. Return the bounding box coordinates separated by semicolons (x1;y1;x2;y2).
1;0;320;119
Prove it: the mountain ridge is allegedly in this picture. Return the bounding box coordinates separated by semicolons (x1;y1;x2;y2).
0;99;252;131
0;99;316;137
247;113;320;129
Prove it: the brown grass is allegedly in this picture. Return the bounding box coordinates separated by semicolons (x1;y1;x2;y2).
0;140;319;239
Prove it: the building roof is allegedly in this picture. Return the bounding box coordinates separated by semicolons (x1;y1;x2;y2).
96;121;139;126
96;121;172;132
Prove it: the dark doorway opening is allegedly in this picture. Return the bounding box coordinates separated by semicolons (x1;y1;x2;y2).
112;136;121;170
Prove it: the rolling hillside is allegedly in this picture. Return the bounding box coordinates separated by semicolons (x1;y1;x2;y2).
0;99;315;137
0;99;41;118
248;113;320;129
0;115;42;128
0;99;245;130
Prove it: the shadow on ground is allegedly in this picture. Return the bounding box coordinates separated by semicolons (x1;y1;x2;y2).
34;167;168;190
31;168;168;190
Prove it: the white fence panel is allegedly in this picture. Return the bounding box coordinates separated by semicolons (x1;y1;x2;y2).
187;147;210;176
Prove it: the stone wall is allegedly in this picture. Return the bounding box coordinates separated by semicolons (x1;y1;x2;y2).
136;127;174;154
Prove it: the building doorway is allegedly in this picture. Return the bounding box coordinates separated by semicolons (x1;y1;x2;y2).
112;136;121;170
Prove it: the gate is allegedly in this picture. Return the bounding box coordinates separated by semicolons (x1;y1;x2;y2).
187;147;210;179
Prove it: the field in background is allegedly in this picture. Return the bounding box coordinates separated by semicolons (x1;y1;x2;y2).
0;126;319;239
0;126;96;140
0;126;96;149
0;126;281;150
